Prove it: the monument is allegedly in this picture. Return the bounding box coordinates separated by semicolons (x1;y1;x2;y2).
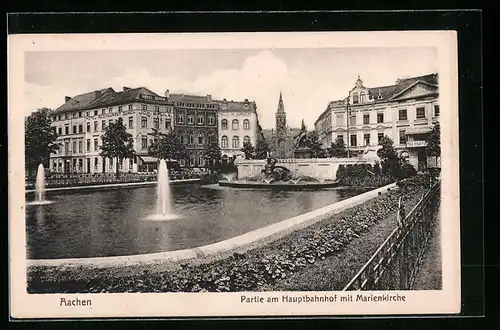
293;119;313;159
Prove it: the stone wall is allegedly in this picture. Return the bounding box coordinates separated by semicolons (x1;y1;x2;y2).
234;158;373;181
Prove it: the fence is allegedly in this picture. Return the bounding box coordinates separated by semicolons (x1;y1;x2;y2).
25;171;200;189
343;180;441;291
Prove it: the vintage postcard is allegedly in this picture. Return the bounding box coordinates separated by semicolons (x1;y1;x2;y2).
9;31;460;319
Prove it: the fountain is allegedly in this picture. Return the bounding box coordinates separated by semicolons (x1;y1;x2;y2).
27;164;54;205
143;159;182;221
220;173;233;182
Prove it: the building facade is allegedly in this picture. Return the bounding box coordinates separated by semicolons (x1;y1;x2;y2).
314;101;339;149
216;98;262;159
262;92;301;159
48;87;174;174
316;73;439;171
169;93;219;169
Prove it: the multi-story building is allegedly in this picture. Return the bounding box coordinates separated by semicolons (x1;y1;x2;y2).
216;98;262;159
169;93;219;169
49;87;174;174
316;73;439;171
314;101;339;149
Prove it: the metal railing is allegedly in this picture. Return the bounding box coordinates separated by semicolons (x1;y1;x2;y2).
343;180;441;291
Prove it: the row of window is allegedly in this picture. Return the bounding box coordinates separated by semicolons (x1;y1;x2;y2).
337;130;414;147
176;102;217;109
51;156;136;172
55;116;173;135
178;156;205;167
220;119;250;130
57;138;102;155
220;135;251;148
177;113;216;125
140;133;217;150
337;105;440;126
337;133;384;147
52;104;173;122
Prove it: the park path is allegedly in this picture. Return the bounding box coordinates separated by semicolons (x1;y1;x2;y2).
266;192;425;292
412;209;442;290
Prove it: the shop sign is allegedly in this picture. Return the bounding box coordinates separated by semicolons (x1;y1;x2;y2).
406;140;427;148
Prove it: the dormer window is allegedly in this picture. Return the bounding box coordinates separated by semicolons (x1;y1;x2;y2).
352;93;359;104
360;92;366;103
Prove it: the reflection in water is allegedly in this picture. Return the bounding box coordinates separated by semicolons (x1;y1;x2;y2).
25;185;367;259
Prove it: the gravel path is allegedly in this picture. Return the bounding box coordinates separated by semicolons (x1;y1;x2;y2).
266;192;424;291
412;207;442;290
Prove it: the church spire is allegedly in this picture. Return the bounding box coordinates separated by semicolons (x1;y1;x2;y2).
277;91;285;113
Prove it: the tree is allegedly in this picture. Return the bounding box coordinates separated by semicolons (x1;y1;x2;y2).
240;141;255;159
203;141;222;173
425;123;441;158
254;137;270;159
99;117;135;179
25;108;60;177
377;136;400;178
148;131;188;162
328;136;348;157
305;131;327;158
400;158;417;178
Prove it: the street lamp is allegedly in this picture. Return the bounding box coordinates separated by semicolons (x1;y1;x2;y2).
346;98;352;158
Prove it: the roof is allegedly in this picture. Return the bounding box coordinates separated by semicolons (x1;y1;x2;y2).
51;87;115;114
367;73;438;101
169;93;213;103
51;87;168;114
217;100;257;113
89;87;147;108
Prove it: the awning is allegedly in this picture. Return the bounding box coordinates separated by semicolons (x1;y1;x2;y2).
139;156;158;163
405;126;433;135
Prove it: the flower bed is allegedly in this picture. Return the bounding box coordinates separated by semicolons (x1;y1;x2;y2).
27;177;428;293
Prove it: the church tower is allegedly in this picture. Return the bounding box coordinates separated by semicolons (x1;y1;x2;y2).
275;91;287;138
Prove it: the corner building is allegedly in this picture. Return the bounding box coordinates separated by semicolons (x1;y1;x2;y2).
49;87;174;174
216;98;262;159
315;73;439;171
169;93;219;169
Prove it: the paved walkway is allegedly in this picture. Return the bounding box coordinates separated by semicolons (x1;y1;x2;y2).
412;208;442;290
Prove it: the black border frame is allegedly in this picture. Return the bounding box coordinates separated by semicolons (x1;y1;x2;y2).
6;9;485;326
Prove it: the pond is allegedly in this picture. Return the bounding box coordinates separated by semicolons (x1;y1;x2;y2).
25;184;368;259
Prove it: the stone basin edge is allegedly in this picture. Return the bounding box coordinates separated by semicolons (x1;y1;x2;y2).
26;182;397;268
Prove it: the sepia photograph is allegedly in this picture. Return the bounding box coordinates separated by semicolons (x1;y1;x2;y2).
9;31;460;318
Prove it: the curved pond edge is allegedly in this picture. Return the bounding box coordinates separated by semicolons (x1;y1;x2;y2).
25;178;201;194
27;182;397;268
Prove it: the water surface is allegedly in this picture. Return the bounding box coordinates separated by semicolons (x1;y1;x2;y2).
26;185;367;259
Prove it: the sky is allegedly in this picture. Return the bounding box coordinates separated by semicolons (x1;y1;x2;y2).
24;47;437;130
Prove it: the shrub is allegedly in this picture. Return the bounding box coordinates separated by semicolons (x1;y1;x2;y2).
335;163;396;187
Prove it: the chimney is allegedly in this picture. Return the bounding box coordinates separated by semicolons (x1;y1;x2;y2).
164;89;170;98
123;87;131;91
65;96;72;102
94;90;101;99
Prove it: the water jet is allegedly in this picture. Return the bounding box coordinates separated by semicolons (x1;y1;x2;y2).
143;159;182;221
